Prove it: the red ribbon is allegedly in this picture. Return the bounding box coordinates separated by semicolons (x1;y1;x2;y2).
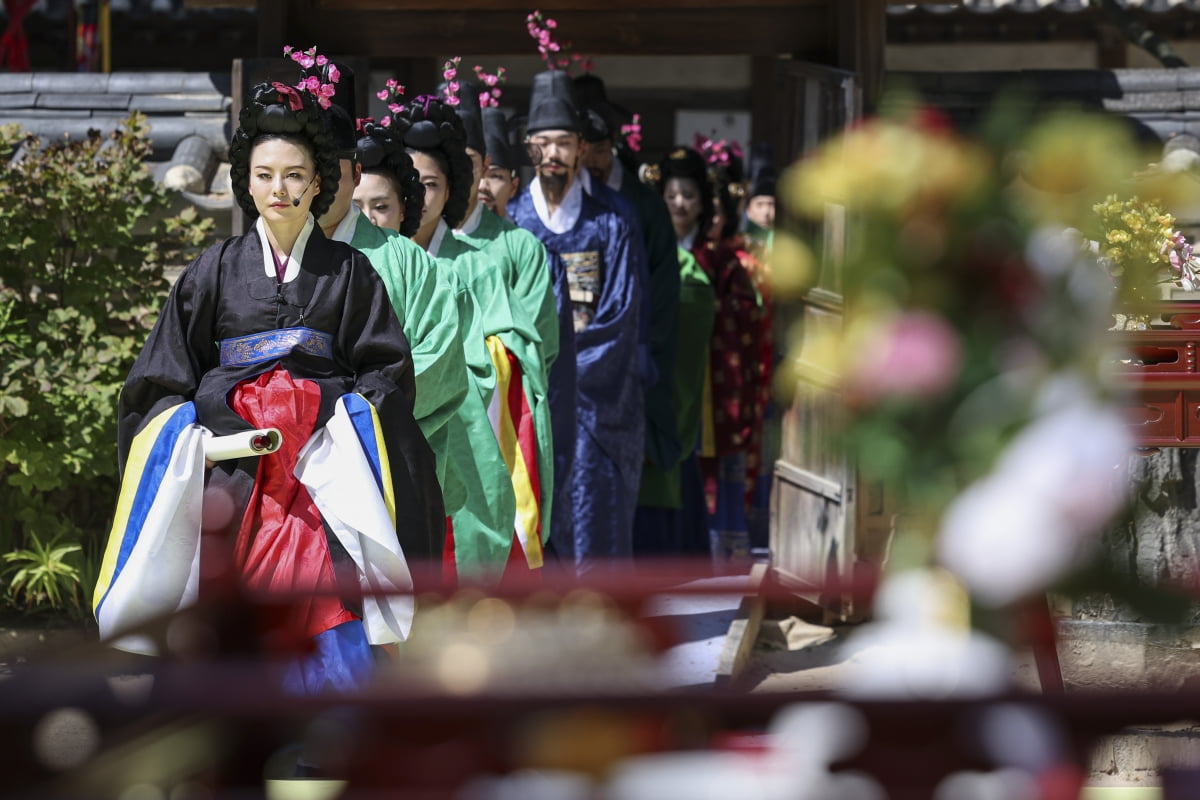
271;81;305;112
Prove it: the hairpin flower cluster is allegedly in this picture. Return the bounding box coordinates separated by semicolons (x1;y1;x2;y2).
441;57;462;107
374;78;406;127
620;113;643;153
281;45;339;109
694;133;744;169
525;10;593;73
473;65;508;108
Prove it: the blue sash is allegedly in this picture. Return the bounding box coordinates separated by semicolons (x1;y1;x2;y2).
218;326;335;367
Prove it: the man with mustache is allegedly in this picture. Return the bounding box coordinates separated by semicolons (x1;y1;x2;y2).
508;71;644;574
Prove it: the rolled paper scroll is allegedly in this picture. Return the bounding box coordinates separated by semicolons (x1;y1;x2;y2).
203;428;283;461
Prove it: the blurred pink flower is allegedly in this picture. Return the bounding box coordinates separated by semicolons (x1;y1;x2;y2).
846;311;962;405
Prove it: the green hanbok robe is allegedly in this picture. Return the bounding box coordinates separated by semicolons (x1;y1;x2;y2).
637;246;716;507
455;202;557;552
429;221;519;577
330;207;468;511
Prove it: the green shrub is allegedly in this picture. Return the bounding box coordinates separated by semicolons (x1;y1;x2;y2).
0;114;214;613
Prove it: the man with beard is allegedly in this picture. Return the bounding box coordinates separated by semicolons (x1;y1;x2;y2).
508;71;643;574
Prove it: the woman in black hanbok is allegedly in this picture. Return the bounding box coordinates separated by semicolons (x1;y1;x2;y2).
93;79;443;693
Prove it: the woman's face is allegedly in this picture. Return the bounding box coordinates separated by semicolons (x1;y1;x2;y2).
248;137;319;222
664;176;703;237
411;151;449;233
353;171;404;234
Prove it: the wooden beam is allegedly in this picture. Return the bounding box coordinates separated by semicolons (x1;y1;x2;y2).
837;0;886;114
182;0;255;7
317;0;824;9
289;6;830;57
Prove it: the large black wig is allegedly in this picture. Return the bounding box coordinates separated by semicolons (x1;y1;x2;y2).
711;151;745;241
385;95;473;230
228;81;342;221
356;119;425;238
652;147;715;238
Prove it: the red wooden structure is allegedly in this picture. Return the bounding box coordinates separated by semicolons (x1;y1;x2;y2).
1113;302;1200;448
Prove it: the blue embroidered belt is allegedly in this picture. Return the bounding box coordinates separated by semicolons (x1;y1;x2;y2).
218;326;334;367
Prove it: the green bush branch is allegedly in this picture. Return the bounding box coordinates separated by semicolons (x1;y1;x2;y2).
0;113;214;615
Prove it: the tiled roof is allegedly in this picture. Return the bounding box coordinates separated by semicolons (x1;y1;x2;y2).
0;72;231;160
1;72;234;208
888;67;1200;141
889;0;1200;12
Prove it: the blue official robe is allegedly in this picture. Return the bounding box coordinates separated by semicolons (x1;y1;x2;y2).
510;177;643;569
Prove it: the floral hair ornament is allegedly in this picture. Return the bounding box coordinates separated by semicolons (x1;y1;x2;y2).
280;45;339;109
374;78;407;127
621;113;643;153
441;57;462;107
473;64;508;108
694;133;744;169
525;10;593;72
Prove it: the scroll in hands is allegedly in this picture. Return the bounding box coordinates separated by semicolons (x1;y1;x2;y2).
204;428;283;468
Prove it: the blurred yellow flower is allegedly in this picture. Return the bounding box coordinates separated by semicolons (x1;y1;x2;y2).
1010;111;1151;228
783;116;990;222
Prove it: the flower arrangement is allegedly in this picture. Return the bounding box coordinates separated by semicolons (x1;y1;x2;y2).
281;45;338;109
375;78;406;127
525;10;593;73
1091;194;1200;310
776;103;1160;616
473;64;508;108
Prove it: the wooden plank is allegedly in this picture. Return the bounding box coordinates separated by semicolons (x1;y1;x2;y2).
289;7;831;57
715;562;768;688
775;460;843;503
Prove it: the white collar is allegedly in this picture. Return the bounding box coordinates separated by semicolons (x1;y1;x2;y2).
328;204;362;245
456;199;484;236
426;218;450;257
579;167;593;195
678;225;699;252
606;164;623;192
530;175;582;235
256;214;315;284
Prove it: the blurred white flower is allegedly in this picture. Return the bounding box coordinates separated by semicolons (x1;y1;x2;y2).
938;378;1132;605
839;570;1014;699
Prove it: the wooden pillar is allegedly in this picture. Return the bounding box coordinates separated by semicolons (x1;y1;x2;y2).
837;0;886;114
257;0;288;59
750;55;777;147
